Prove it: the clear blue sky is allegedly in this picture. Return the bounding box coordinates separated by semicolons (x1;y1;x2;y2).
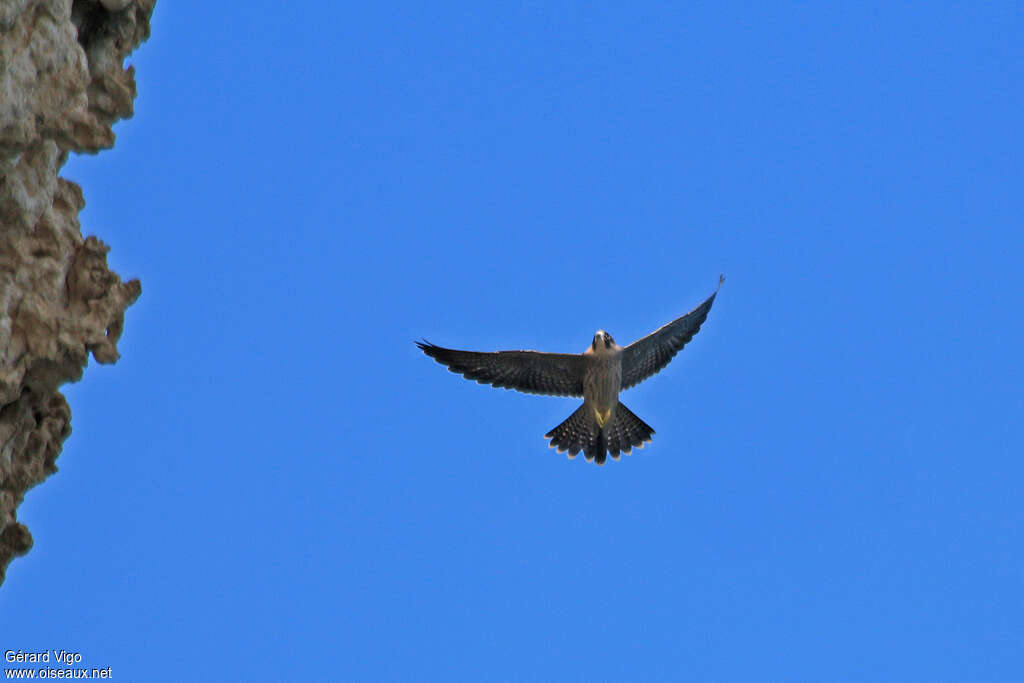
4;2;1023;680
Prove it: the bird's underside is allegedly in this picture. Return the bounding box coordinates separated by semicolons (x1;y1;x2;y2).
418;276;722;465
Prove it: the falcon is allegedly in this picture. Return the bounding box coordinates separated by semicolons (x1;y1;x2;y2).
417;276;723;465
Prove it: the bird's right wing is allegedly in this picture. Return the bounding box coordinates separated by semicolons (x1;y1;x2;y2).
417;341;585;397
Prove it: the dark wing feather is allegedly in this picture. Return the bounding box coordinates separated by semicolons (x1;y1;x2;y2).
620;280;722;390
417;341;585;397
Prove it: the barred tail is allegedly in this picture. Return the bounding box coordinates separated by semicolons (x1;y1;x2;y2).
545;404;601;462
604;402;655;461
545;402;655;466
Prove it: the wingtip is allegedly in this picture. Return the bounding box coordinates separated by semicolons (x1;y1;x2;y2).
717;273;726;289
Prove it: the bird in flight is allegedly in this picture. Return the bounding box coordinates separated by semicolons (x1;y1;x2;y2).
417;276;723;466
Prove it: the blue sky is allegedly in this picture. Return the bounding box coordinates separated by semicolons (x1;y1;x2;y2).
3;1;1023;680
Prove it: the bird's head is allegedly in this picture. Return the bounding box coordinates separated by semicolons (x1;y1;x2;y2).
591;330;616;351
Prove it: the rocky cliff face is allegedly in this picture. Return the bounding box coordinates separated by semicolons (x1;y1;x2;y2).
0;0;153;584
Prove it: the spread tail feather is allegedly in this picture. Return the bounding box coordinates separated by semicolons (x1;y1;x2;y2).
545;402;655;466
604;402;655;461
545;404;601;462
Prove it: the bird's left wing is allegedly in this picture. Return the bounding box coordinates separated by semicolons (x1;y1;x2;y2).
620;277;723;390
417;341;585;397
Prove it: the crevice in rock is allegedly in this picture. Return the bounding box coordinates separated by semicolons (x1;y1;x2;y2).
71;0;110;53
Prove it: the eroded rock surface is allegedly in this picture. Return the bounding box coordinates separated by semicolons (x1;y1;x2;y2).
0;0;153;584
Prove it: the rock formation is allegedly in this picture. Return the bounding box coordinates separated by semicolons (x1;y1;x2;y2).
0;0;154;584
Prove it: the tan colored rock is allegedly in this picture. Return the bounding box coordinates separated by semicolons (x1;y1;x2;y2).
0;0;153;585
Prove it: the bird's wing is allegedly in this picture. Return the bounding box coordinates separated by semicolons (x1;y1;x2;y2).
417;342;585;397
620;278;722;390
